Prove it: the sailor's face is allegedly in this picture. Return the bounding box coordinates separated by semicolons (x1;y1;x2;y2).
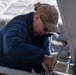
33;13;49;35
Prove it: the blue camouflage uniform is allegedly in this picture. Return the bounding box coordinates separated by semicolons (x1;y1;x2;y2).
0;12;51;73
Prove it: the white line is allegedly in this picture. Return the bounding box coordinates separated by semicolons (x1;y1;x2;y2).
0;0;19;15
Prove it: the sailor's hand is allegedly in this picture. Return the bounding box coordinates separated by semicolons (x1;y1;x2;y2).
42;55;56;73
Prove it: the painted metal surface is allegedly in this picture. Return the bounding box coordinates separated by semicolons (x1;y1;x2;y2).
57;0;76;62
0;66;40;75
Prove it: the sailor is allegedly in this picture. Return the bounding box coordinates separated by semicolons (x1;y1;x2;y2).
0;2;60;74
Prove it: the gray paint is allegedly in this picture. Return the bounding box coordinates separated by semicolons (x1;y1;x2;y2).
57;0;76;62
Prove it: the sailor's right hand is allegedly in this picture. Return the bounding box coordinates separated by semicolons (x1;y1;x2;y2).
42;55;55;73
